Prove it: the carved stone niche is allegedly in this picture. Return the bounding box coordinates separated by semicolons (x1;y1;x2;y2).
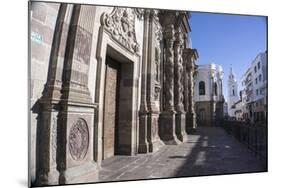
101;8;140;53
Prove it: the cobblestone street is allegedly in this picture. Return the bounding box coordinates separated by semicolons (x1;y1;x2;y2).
99;127;266;182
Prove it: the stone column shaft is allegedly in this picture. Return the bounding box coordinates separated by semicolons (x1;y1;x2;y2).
174;27;187;142
138;10;150;153
183;48;198;133
158;13;180;144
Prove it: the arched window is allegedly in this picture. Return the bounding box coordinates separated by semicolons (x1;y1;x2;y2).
199;81;205;95
214;82;217;96
232;89;235;96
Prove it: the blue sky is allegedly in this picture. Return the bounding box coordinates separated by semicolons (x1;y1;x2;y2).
189;12;267;101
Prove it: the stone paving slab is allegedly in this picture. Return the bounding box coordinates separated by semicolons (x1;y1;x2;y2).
98;127;266;182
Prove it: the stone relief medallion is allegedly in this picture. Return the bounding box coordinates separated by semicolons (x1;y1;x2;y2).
101;7;140;53
69;118;89;161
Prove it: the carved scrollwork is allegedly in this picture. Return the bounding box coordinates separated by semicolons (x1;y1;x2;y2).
69;118;89;161
133;8;144;19
101;8;140;53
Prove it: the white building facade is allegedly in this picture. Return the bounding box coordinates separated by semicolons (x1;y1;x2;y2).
194;64;224;126
241;51;267;123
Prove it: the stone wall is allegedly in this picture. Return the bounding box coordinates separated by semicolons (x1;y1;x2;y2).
29;2;60;184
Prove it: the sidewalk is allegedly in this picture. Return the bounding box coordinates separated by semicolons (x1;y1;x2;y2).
98;126;266;182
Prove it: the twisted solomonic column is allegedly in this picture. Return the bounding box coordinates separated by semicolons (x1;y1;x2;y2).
163;24;176;112
173;26;188;142
183;48;199;132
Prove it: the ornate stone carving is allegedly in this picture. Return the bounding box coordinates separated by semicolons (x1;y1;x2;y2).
101;8;140;53
183;48;198;115
69;118;89;161
133;8;144;19
174;27;185;112
163;24;175;111
154;12;162;101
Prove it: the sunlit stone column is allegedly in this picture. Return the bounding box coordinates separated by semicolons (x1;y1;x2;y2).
174;26;188;142
138;9;150;153
183;48;199;133
158;11;181;145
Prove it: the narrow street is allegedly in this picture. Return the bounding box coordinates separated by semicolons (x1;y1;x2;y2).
99;127;266;182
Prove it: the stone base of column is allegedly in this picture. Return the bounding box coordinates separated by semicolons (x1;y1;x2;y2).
61;162;98;185
149;137;165;152
186;113;197;134
159;111;181;145
147;112;164;152
138;113;149;153
35;168;60;186
175;112;188;142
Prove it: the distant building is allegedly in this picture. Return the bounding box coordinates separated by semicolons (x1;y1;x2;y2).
223;102;228;118
194;64;225;126
227;66;240;118
233;91;243;120
241;51;267;123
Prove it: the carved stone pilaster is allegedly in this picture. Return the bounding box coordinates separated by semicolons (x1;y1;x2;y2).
158;13;180;145
138;9;150;153
163;24;176;112
139;10;164;153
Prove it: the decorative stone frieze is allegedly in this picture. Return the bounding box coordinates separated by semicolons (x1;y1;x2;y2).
101;8;140;53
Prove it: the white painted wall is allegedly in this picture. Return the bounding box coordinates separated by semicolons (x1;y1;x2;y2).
194;64;224;102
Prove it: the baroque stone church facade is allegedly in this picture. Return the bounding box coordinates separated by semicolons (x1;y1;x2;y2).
29;2;198;186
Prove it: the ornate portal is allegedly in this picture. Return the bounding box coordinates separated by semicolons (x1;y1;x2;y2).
69;118;89;161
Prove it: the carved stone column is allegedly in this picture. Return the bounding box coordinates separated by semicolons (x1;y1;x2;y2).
183;48;198;133
158;11;181;145
174;26;188;142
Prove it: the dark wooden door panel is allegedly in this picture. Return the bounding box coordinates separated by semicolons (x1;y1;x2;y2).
103;57;119;159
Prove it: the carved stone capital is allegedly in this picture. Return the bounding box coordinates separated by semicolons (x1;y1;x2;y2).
163;24;175;43
183;48;198;71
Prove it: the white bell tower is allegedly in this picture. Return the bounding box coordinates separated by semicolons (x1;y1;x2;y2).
227;65;239;117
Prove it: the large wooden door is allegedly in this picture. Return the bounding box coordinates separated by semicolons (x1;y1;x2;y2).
103;57;120;160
